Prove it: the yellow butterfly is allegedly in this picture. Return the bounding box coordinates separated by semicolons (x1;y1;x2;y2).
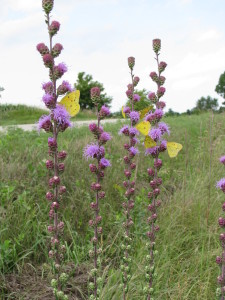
135;121;151;136
139;105;153;120
167;142;183;158
58;90;80;117
144;135;156;148
122;106;126;118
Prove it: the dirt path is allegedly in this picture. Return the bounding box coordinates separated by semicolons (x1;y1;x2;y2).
0;118;124;132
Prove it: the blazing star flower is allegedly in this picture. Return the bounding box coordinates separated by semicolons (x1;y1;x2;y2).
129;127;139;136
130;111;140;124
52;105;71;131
36;43;49;55
158;122;170;135
154;109;164;120
52;43;63;57
49;20;60;36
42;82;53;94
43;93;55;108
99;105;110;118
57;80;73;95
149;128;162;142
145;146;159;157
156;101;166;109
129;146;139;156
159;140;167;152
119;125;130;136
220;156;225;165
133;94;140;102
83;144;105;160
38;115;52;132
54;63;67;79
100;132;112;144
123;106;131;114
99;158;111;168
216;178;225;192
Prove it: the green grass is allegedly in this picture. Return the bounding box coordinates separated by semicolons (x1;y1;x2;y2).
0;112;224;299
0;104;97;126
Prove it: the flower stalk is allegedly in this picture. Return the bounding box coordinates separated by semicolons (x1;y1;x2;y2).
143;39;169;299
37;1;73;299
83;87;111;300
216;157;225;299
119;57;140;299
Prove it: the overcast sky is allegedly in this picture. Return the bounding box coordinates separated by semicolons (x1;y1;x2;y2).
0;0;225;112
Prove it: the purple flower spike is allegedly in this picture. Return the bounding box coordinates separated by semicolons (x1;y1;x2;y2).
123;106;131;114
42;81;54;94
42;93;55;109
119;125;130;136
129;127;139;137
83;144;105;160
52;104;71;132
216;178;225;193
158;122;170;135
99;158;111;169
57;80;73;95
133;94;141;102
130;111;140;124
149;128;162;142
38;115;52;132
54;63;67;79
129;146;139;156
100;132;111;144
99;105;110;118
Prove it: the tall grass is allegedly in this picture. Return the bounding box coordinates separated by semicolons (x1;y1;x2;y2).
0;112;225;299
0;104;97;126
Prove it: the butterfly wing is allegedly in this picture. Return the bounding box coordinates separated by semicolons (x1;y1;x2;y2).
144;135;157;148
122;106;126;118
167;142;183;158
135;121;151;136
58;90;80;117
139;105;153;120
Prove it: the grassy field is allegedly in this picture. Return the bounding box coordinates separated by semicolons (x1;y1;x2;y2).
0;104;97;126
0;111;224;299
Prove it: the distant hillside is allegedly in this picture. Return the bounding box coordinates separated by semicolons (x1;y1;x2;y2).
0;104;96;126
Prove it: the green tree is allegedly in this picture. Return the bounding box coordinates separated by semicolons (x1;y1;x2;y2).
215;71;225;99
195;96;218;111
74;72;112;110
125;89;150;111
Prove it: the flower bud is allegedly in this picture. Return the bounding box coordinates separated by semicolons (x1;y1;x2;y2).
99;191;105;199
36;43;49;56
58;163;65;173
49;20;60;36
159;61;167;73
46;160;54;170
153;38;161;53
90;86;101;102
59;185;66;194
42;0;54;14
52;43;63;58
124;170;131;179
147;168;155;178
43;53;54;68
128;56;135;70
46;191;54;201
133;76;140;86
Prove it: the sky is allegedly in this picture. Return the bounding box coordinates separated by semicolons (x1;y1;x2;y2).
0;0;225;113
